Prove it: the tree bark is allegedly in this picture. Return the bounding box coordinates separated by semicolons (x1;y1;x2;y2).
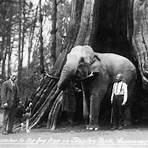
0;1;7;77
7;42;12;76
75;0;94;46
7;27;12;76
49;0;57;68
132;0;148;89
1;36;6;77
21;0;26;68
27;6;38;68
39;0;45;74
1;36;7;77
18;0;22;85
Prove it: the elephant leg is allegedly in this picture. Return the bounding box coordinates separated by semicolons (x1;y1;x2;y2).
87;94;101;130
81;83;89;125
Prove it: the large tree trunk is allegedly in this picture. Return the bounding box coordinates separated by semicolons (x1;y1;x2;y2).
74;0;95;45
49;0;57;68
1;36;6;77
27;6;38;68
132;0;148;89
39;0;44;74
18;0;22;86
15;0;148;130
7;28;12;76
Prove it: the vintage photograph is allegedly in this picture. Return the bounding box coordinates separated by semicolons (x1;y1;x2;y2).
0;0;148;147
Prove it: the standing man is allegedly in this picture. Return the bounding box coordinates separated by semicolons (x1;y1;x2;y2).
111;74;128;130
1;73;19;135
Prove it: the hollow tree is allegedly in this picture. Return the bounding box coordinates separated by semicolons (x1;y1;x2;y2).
17;0;148;130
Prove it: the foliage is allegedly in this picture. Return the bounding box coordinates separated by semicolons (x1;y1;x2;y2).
0;0;72;100
40;0;71;71
18;66;42;102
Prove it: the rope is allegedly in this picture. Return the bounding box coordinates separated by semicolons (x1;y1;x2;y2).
78;72;99;81
44;73;60;80
45;72;99;81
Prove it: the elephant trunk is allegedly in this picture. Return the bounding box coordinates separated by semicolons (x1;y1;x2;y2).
57;63;76;90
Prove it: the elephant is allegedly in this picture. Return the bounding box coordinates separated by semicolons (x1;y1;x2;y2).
57;45;137;130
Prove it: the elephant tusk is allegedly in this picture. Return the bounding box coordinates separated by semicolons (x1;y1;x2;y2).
87;72;99;78
78;72;99;81
88;72;94;77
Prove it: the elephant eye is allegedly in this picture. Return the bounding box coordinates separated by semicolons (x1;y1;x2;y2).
91;55;100;64
91;58;95;64
78;63;84;68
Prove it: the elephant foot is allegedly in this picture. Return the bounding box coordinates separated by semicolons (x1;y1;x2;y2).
86;124;99;131
124;120;131;126
123;120;131;128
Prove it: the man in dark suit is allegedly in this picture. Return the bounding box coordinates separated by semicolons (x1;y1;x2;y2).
1;73;19;135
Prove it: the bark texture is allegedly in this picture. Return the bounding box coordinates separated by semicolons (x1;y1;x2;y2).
132;0;148;89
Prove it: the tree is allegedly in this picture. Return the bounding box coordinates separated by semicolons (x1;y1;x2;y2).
132;0;148;89
49;0;57;67
39;0;45;74
18;0;29;85
17;0;23;85
27;4;38;68
0;1;14;77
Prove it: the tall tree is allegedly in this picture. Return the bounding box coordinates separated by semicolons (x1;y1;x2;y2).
49;0;57;68
0;0;14;77
17;0;22;84
0;0;7;77
18;0;28;85
1;37;7;77
27;5;38;68
39;0;45;74
74;0;94;45
7;31;12;76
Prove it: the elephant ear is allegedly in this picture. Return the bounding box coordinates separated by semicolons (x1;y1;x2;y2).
90;54;101;65
90;54;105;75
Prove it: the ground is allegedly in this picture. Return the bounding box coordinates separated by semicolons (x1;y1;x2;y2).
0;124;148;148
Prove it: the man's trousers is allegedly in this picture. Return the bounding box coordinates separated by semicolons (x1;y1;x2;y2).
2;107;15;133
112;95;124;127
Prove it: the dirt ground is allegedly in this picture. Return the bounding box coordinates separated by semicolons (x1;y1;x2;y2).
0;124;148;148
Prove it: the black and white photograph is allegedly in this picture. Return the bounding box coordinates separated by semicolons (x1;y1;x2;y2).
0;0;148;147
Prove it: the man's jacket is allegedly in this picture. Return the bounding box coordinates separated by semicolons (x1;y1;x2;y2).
1;79;19;108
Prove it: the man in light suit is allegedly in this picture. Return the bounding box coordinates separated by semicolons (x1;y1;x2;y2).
1;73;19;135
111;74;128;130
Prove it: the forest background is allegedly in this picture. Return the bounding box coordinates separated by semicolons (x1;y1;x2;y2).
0;0;72;102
